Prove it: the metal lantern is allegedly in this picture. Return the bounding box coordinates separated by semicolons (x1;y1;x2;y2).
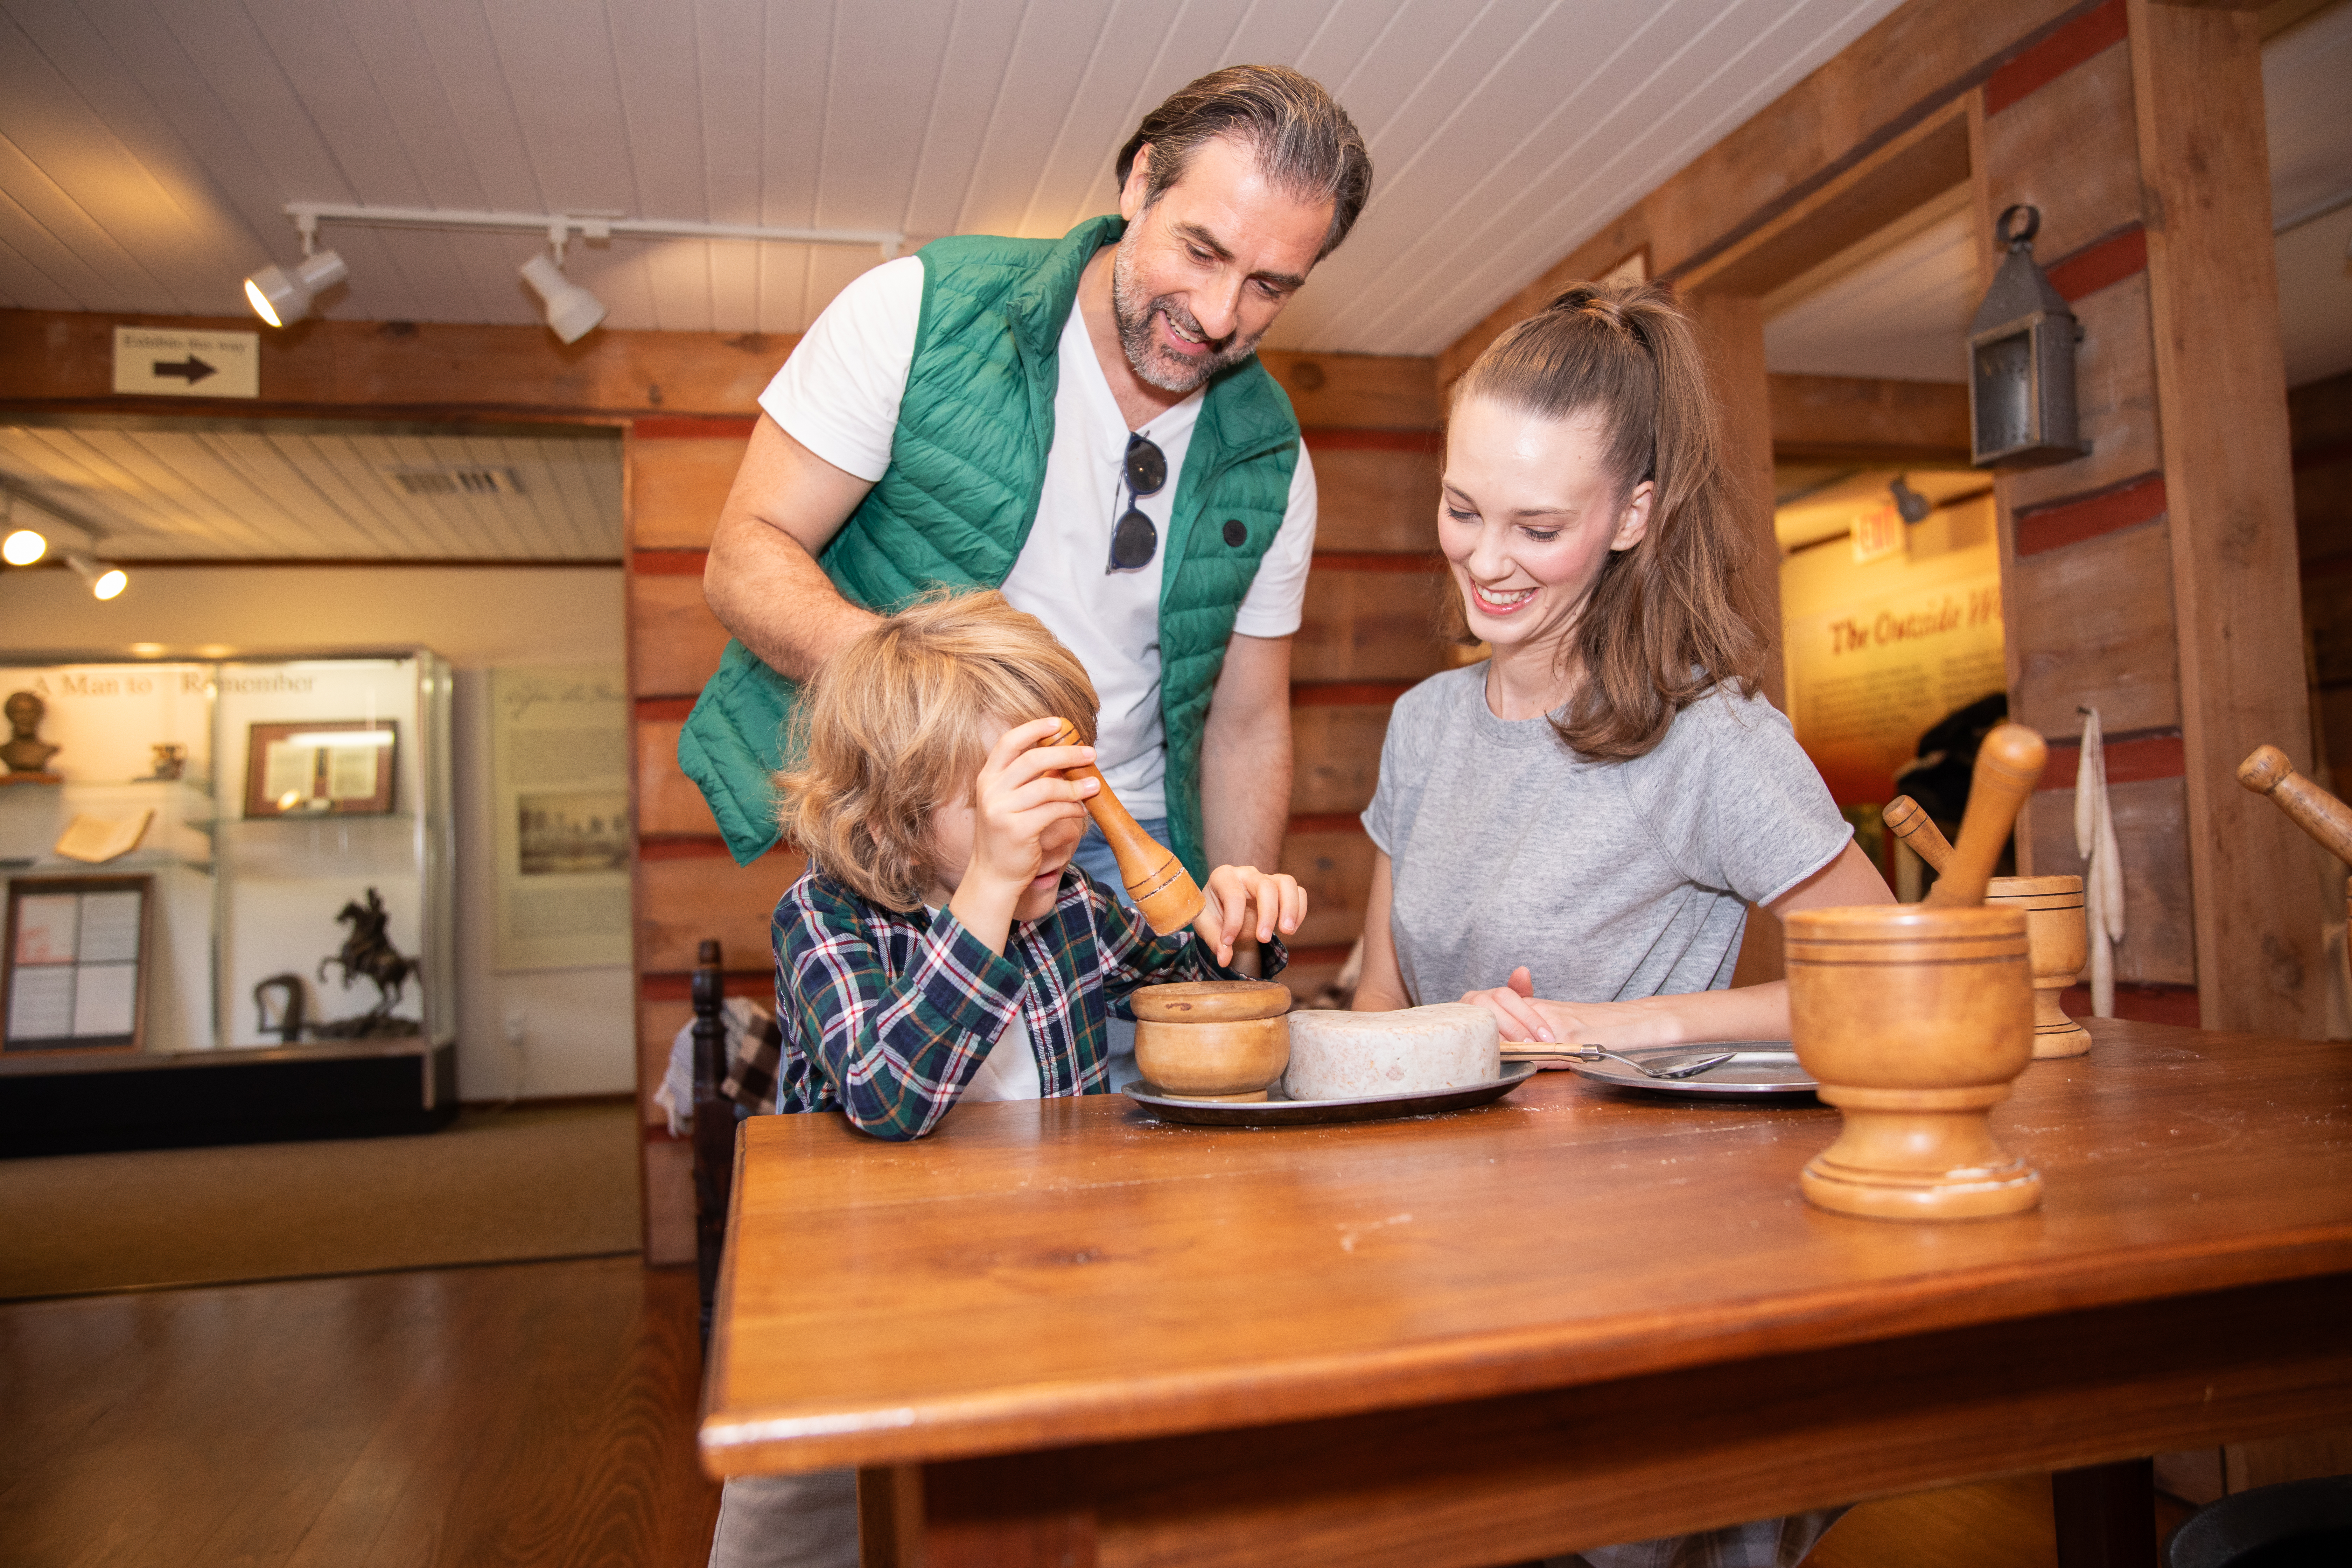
1968;205;2086;469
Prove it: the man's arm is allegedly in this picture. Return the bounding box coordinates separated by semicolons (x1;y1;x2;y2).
1198;630;1293;874
702;414;883;680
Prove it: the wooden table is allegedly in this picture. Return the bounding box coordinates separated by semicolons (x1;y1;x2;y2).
700;1020;2352;1567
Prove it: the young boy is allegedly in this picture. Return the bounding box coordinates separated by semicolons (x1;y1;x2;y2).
769;589;1306;1140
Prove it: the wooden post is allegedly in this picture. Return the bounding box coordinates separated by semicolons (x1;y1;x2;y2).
2128;0;2327;1036
1683;291;1784;711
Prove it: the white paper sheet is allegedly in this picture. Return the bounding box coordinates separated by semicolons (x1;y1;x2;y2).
77;891;143;962
71;963;136;1036
15;895;79;965
8;966;75;1040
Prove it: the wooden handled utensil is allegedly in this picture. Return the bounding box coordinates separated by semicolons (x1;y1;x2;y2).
2238;744;2352;866
1925;724;2047;907
1882;795;1953;872
1045;718;1207;936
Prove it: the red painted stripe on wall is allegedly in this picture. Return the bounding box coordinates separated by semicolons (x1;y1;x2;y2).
636;695;698;720
631;549;709;575
1288;813;1367;835
633;416;760;440
641;971;775;1001
2035;730;2185;789
2046;225;2147;301
1985;0;2127;115
2057;982;2199;1028
1312;552;1447;573
1292;681;1415;707
1300;428;1441;453
638;836;736;860
2014;473;2166;555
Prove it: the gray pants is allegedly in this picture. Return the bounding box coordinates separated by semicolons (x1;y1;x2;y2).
1548;1508;1848;1568
707;1471;857;1568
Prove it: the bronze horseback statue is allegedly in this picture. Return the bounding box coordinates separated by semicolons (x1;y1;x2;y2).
312;888;422;1038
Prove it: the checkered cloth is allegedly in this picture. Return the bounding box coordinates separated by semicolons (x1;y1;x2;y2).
772;863;1283;1141
654;996;784;1133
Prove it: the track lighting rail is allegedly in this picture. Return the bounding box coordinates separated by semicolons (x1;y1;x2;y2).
283;203;904;259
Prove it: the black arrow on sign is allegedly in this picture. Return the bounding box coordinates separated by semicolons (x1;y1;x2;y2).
152;356;216;384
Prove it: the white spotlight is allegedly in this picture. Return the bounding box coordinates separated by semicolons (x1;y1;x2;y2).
65;552;127;601
520;251;608;344
244;248;349;328
2;529;46;566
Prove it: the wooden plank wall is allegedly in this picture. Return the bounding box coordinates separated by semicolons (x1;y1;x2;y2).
1264;350;1452;1002
627;418;796;1266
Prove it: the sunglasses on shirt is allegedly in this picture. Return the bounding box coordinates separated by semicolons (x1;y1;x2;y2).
1107;432;1167;573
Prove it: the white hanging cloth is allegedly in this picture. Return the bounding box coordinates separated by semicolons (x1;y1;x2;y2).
2073;706;2126;1016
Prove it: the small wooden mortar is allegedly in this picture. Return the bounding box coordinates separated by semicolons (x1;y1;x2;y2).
1046;718;1205;936
1885;796;2090;1058
1129;980;1291;1101
1788;725;2047;1221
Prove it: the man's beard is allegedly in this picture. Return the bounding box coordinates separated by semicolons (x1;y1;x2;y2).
1111;229;1264;393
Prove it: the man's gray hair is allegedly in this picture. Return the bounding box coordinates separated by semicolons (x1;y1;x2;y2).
1115;65;1373;261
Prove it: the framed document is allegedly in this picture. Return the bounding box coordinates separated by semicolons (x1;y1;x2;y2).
3;874;153;1054
244;719;398;818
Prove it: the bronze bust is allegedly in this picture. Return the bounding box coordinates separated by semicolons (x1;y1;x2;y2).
1;691;60;776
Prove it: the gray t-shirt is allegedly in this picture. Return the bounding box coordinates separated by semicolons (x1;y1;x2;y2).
1362;664;1851;1009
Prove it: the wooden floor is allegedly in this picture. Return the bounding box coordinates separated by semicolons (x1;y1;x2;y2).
0;1249;2197;1568
0;1255;722;1568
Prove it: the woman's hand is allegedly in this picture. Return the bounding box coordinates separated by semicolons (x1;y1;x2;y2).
1195;864;1307;967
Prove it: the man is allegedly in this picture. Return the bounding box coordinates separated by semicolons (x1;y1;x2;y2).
684;64;1372;931
693;64;1371;1568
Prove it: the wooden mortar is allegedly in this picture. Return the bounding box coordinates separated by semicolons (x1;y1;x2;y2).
1886;794;2089;1058
1790;725;2047;1222
1786;905;2041;1220
1130;980;1291;1101
1046;718;1205;936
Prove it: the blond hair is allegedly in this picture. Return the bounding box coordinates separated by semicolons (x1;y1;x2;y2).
776;590;1099;911
1447;278;1771;760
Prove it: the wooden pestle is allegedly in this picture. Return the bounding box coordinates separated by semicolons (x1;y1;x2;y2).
2238;744;2352;867
1046;719;1207;936
1883;795;1954;873
1924;723;2047;908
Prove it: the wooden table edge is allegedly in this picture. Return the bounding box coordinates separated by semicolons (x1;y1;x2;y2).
699;1228;2352;1478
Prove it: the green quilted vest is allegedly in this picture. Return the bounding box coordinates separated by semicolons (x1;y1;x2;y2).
678;214;1301;878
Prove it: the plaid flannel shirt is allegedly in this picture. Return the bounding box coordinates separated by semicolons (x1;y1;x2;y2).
772;864;1286;1140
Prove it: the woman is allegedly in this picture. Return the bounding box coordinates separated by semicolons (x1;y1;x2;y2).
1356;281;1893;1568
1356;279;1890;1050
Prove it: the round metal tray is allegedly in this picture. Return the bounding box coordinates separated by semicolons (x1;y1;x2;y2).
1121;1062;1539;1127
1567;1045;1816;1097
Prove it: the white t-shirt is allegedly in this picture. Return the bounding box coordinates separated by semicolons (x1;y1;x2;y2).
761;254;1318;819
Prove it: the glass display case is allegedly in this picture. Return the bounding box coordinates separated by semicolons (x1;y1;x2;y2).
0;652;455;1150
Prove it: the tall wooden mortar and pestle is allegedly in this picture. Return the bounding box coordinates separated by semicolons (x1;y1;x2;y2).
1884;794;2091;1058
1043;719;1291;1100
1788;724;2048;1220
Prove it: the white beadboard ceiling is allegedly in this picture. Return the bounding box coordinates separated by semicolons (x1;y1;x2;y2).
0;0;1910;358
1764;4;2352;389
0;419;622;560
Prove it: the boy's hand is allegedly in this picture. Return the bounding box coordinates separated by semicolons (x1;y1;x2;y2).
1195;865;1306;967
966;718;1098;898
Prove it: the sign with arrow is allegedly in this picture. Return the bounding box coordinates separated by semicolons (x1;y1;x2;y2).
111;327;259;398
